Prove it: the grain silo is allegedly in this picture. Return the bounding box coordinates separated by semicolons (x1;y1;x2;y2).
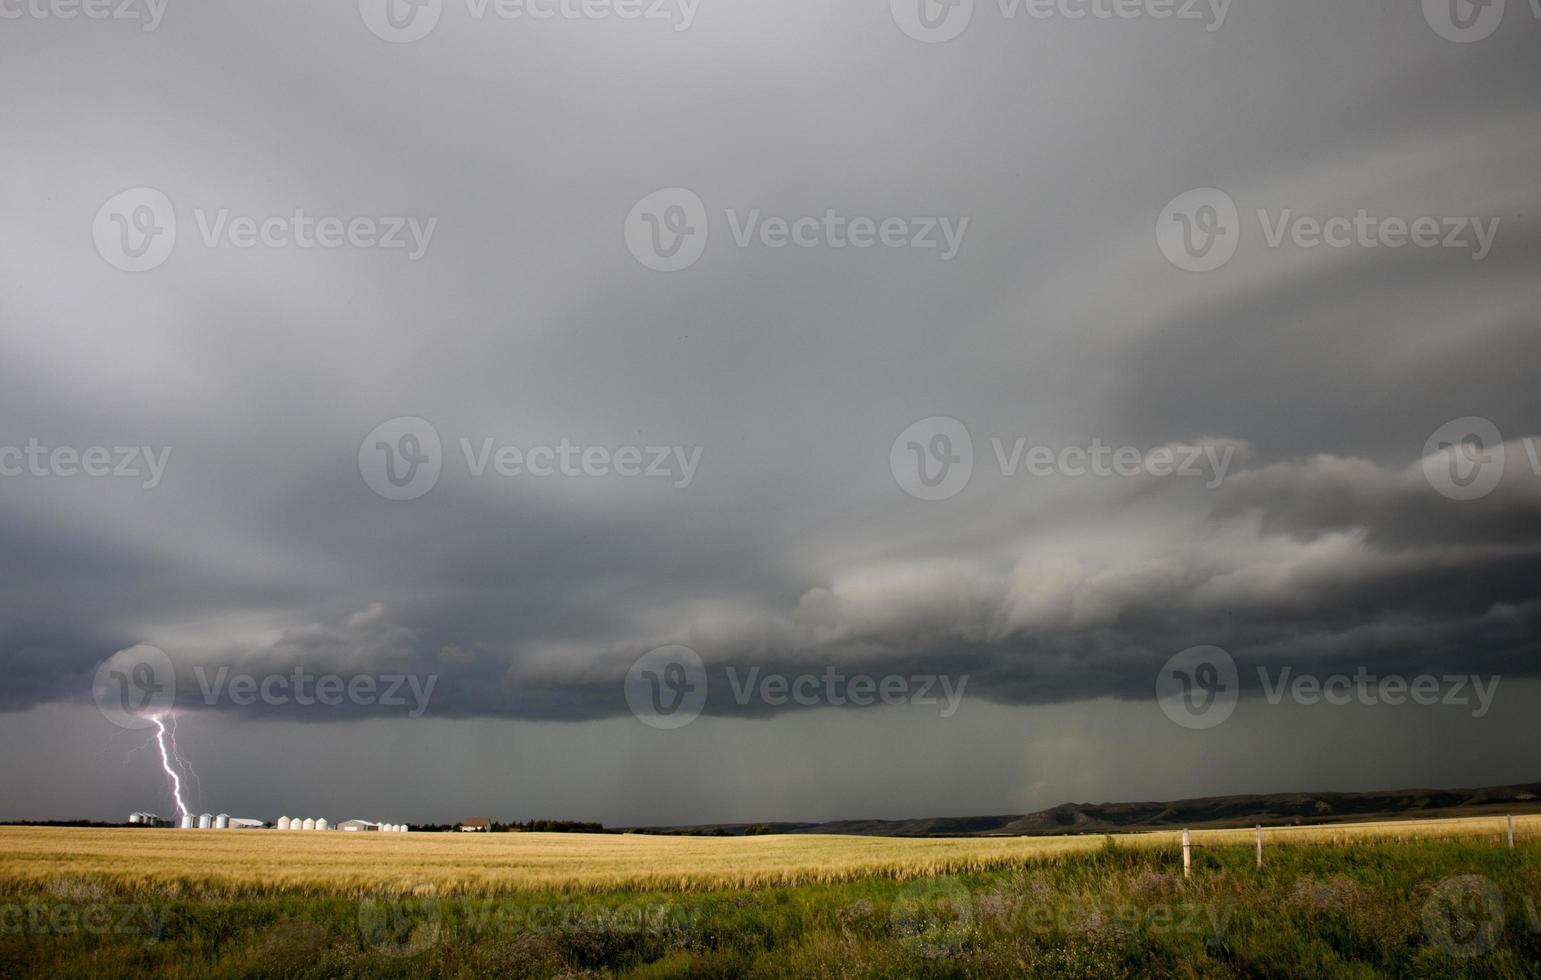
179;814;195;829
277;816;291;830
197;813;212;829
316;818;330;831
215;814;230;829
301;817;316;830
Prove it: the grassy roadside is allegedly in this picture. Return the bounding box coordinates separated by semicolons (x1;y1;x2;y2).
3;838;1540;978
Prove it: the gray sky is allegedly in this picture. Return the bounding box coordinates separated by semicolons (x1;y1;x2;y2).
1;0;1538;825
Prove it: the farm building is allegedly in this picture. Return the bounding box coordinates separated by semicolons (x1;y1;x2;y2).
337;819;377;831
460;817;492;832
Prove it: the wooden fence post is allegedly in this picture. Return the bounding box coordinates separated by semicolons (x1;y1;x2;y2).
1509;815;1516;850
1256;825;1263;868
1182;829;1192;880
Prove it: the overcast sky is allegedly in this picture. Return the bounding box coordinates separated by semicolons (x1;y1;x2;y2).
2;0;1539;826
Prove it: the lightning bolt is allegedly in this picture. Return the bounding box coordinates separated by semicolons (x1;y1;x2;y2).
150;713;190;821
166;712;202;809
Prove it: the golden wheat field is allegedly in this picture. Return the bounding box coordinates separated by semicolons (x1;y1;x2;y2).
3;815;1536;898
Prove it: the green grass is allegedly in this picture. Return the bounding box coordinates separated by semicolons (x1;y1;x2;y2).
3;839;1539;978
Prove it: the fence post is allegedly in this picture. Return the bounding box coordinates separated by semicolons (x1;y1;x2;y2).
1509;815;1515;850
1182;829;1192;880
1256;825;1263;868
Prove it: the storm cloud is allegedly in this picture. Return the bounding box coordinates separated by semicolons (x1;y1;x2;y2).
2;0;1539;822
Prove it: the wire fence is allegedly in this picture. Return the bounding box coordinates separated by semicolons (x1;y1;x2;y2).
1176;816;1541;875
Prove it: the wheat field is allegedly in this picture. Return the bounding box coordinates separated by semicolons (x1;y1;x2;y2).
3;814;1536;897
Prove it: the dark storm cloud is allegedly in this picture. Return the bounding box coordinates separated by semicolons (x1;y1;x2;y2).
2;0;1541;823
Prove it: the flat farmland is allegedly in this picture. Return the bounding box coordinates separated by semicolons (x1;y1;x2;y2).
2;814;1537;896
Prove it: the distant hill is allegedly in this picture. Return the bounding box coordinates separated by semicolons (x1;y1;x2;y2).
631;782;1541;837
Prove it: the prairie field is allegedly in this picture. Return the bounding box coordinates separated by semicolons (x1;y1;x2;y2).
4;815;1538;896
3;817;1541;977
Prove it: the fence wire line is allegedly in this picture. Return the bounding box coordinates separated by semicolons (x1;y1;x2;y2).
1185;829;1541;851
